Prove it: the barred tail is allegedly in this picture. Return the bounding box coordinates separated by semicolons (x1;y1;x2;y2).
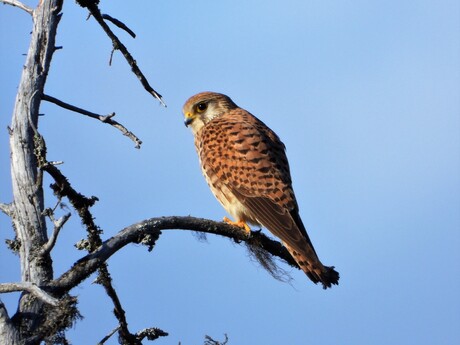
286;245;339;289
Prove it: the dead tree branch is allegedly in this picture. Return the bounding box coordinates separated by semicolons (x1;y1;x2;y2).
42;94;142;148
95;265;142;344
76;0;166;107
97;326;120;345
0;282;59;306
102;13;136;38
0;0;33;14
51;216;297;295
41;211;71;255
42;146;146;343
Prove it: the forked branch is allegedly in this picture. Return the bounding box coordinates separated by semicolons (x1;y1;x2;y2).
41;211;71;255
102;14;136;38
76;0;166;106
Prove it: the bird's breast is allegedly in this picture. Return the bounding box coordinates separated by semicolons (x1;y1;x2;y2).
200;162;259;225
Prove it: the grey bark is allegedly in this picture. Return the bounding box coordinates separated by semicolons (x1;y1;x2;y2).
3;0;63;343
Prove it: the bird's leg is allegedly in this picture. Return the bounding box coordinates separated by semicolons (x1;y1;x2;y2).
223;216;251;235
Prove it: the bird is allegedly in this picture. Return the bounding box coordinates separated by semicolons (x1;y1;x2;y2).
183;92;339;289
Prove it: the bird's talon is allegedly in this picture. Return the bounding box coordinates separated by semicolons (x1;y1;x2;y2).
223;217;251;235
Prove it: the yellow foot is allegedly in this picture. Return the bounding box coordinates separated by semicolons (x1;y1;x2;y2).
223;217;251;234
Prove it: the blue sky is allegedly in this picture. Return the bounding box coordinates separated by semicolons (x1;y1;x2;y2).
1;1;459;344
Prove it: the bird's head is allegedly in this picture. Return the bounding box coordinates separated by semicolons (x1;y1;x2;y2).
183;92;238;134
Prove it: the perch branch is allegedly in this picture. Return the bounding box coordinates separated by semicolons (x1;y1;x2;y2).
0;0;33;14
0;282;59;306
42;94;142;148
76;0;166;107
51;216;297;294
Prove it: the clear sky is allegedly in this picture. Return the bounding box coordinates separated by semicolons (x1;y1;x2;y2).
1;1;459;344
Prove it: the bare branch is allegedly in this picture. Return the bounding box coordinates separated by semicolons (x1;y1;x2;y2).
102;14;136;38
51;216;297;295
42;152;142;341
41;212;71;255
42;94;142;148
97;325;120;345
0;282;59;306
95;264;141;344
0;203;13;217
0;0;33;15
76;0;166;106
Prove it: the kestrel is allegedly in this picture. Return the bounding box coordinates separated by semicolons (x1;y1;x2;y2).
183;92;339;289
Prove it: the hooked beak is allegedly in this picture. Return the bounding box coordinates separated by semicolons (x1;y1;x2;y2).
184;117;193;127
184;112;194;127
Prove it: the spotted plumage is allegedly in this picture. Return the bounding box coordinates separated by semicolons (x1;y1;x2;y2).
183;92;339;288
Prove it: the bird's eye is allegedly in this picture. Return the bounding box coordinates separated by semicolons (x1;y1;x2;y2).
196;102;208;113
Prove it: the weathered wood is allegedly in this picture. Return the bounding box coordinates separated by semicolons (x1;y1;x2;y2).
6;0;63;343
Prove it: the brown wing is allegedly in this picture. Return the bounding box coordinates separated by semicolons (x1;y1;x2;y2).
197;108;339;288
197;108;314;250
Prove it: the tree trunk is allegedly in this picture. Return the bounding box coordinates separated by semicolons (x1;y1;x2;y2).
5;0;63;343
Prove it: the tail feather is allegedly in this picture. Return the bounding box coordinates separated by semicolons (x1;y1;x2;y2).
286;245;339;289
288;210;340;289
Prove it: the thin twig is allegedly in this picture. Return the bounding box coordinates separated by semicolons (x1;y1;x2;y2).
76;0;166;106
0;282;59;306
109;47;115;66
97;325;120;345
0;0;33;15
42;94;142;148
41;212;71;255
102;14;136;38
